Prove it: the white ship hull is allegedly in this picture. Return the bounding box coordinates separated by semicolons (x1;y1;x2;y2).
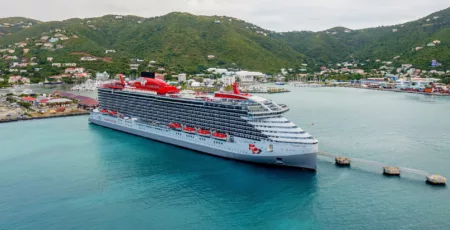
89;113;318;171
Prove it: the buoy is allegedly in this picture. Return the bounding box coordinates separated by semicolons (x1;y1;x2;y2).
426;174;447;185
335;157;351;166
383;166;400;176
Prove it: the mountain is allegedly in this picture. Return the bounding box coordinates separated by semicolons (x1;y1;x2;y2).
275;7;450;70
0;7;450;76
0;13;305;73
0;17;41;37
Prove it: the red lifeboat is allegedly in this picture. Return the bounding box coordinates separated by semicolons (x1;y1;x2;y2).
100;109;108;114
168;122;182;130
212;132;228;141
197;129;211;137
183;126;196;133
108;110;117;116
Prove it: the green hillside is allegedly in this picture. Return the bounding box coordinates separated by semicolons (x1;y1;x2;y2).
0;13;305;73
0;17;41;37
0;7;450;75
275;7;450;69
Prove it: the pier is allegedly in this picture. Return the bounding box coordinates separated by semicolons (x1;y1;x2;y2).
318;152;446;185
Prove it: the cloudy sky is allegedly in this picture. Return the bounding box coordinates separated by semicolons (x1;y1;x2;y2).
1;0;449;31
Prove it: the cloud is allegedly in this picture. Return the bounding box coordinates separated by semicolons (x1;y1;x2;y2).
1;0;449;31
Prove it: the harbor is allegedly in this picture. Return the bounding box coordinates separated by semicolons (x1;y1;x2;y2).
1;86;450;229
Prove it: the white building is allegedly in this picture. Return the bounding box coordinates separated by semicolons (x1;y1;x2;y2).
178;73;187;82
235;71;265;83
96;71;110;80
221;76;236;86
81;56;98;61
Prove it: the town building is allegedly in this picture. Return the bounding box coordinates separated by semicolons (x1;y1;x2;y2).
63;63;77;67
96;71;110;80
80;56;98;61
178;73;187;82
221;75;236;86
65;68;76;74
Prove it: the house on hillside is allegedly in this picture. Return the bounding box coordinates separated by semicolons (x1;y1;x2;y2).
130;64;139;70
6;56;18;60
105;50;116;54
74;67;85;73
63;63;77;67
432;40;441;44
415;47;423;51
65;68;76;74
20;77;30;84
60;36;69;41
80;56;97;61
207;55;215;59
177;73;187;82
402;64;413;69
115;15;123;19
49;38;59;43
8;76;22;83
47;57;54;62
74;73;88;78
392;29;398;32
427;43;436;47
43;43;53;48
52;63;61;67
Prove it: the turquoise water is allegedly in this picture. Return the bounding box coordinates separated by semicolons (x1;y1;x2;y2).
1;87;449;229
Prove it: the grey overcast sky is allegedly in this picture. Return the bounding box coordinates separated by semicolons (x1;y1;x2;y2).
1;0;449;31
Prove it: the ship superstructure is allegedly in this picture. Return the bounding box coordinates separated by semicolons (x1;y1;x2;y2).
89;72;318;170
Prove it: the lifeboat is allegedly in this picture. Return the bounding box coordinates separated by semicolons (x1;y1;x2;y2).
197;129;211;137
168;122;182;130
183;126;196;133
100;109;108;115
108;110;117;116
212;132;228;141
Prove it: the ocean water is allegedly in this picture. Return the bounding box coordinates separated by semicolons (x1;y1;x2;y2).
1;87;449;230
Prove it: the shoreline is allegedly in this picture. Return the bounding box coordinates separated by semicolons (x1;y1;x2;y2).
348;86;450;96
0;111;89;124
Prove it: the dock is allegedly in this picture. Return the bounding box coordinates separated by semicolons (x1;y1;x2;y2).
318;152;446;185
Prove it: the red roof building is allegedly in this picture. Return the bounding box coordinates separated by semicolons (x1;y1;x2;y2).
22;96;36;102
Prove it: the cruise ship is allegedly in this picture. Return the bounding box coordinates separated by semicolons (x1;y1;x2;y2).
89;72;318;170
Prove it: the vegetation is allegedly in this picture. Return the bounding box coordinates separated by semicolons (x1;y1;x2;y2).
0;8;449;79
17;101;32;109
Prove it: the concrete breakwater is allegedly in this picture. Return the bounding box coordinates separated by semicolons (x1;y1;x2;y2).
0;111;89;123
